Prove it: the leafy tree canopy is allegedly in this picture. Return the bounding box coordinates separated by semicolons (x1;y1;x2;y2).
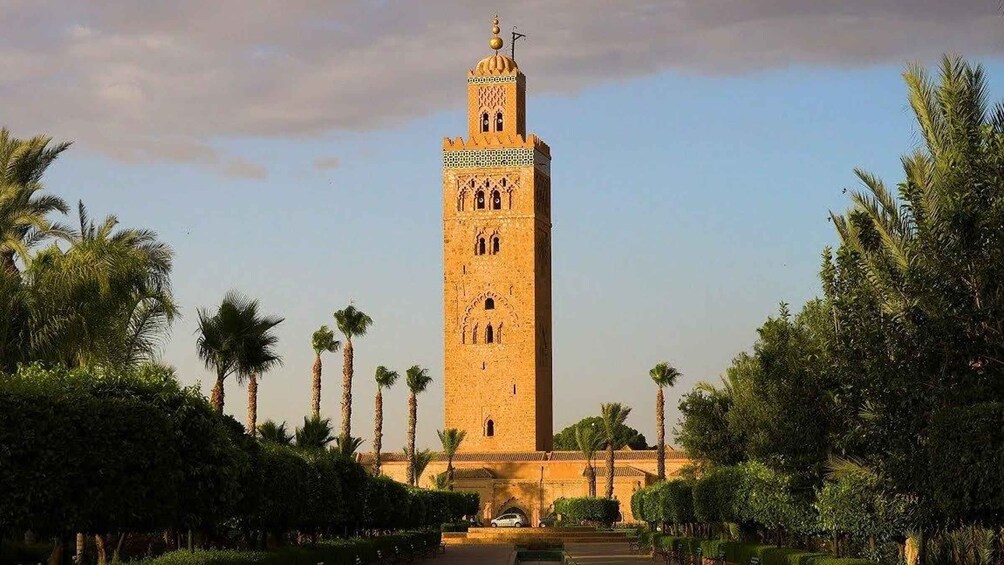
553;416;647;451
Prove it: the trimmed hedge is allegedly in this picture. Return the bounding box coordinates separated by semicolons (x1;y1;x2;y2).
648;537;877;565
132;531;443;565
553;497;620;526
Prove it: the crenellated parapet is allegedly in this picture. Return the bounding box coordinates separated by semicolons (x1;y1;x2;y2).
442;134;550;157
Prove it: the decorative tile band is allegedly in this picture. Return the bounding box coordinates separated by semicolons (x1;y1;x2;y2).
467;75;520;85
443;148;549;173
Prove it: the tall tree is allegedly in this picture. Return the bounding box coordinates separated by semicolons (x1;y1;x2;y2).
649;361;681;480
27;202;176;369
310;325;340;418
574;422;603;497
0;127;71;274
239;306;283;436
373;365;399;476
403;448;434;488
196;291;280;414
438;428;467;491
600;402;631;499
405;365;432;486
333;305;373;443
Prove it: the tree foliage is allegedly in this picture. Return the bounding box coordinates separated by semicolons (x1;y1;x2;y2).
553;416;647;451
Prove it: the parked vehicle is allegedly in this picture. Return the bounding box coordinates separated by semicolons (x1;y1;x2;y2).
538;512;558;528
490;512;526;528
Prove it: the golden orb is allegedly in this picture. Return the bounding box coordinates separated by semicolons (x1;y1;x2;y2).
489;36;503;50
492;25;501;34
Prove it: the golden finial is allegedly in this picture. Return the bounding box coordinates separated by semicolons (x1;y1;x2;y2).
489;15;503;52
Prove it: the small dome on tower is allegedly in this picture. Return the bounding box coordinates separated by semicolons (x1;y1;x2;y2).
476;53;519;74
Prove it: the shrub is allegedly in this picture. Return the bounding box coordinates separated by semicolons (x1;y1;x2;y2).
693;466;741;523
554;497;620;526
734;461;816;535
661;480;695;525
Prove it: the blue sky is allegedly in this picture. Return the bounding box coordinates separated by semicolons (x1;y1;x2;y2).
7;1;1004;451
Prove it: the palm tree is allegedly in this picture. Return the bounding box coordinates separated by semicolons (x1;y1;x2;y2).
373;366;399;475
405;365;432;486
196;290;281;414
404;447;434;488
295;415;336;450
600;403;632;499
27;202;176;369
649;362;682;480
574;422;603;497
438;428;467;490
310;325;340;418
240;310;284;436
334;434;365;458
258;420;293;445
333;305;373;443
0;127;71;274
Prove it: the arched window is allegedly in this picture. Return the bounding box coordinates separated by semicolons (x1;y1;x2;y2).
491;190;501;210
476;190;485;209
492;236;500;254
486;324;494;344
485;297;495;310
477;237;486;256
481;112;489;133
495;111;504;131
485;419;495;437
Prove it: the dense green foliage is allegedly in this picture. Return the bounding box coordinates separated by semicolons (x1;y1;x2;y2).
0;365;477;554
552;416;647;450
553;497;620;526
671;57;1004;564
130;532;442;565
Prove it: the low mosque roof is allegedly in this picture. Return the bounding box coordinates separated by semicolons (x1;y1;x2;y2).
585;466;650;478
358;449;686;464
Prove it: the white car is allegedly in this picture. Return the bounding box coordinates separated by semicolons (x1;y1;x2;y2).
490;513;526;528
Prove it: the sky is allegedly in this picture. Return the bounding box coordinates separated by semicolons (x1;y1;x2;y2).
4;1;1004;452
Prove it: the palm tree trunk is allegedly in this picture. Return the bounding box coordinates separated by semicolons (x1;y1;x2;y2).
605;442;615;499
76;533;85;563
374;388;383;476
311;353;322;419
211;376;225;413
1;251;18;275
341;340;353;441
447;457;455;491
407;392;417;486
95;534;107;565
656;387;666;480
587;463;596;497
247;373;258;436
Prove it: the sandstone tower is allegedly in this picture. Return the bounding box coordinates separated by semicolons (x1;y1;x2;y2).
442;17;553;453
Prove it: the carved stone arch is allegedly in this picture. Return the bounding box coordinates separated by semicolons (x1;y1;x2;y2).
461;290;518;344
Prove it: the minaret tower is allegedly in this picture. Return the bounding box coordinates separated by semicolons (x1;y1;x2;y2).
442;16;553;453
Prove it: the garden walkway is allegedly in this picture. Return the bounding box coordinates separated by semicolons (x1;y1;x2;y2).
563;542;654;564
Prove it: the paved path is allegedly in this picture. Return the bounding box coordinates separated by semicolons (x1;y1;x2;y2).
436;543;513;564
565;542;654;564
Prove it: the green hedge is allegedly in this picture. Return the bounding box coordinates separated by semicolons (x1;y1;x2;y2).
642;536;878;565
132;532;443;565
0;364;479;548
553;497;620;526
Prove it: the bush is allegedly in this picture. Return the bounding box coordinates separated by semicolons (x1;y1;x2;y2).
693;466;741;523
554;497;620;526
734;461;816;535
661;480;695;525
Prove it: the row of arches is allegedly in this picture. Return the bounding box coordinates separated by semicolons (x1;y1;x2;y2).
480;111;504;133
457;177;516;212
466;322;503;345
475;234;501;256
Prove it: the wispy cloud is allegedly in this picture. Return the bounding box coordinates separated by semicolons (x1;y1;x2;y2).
313;156;341;170
1;0;1000;176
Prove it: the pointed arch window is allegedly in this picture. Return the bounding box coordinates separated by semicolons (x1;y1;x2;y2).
476;237;486;256
476;190;485;209
495;111;504;132
486;324;494;344
492;236;500;254
481;112;490;133
485;419;495;437
472;323;478;345
485;297;495;310
491;190;502;210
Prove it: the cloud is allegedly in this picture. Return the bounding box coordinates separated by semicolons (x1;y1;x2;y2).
314;156;340;170
1;0;1001;174
223;158;268;180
